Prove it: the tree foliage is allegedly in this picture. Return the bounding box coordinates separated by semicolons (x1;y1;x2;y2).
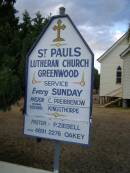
0;1;49;110
94;68;100;92
127;23;130;44
0;0;21;110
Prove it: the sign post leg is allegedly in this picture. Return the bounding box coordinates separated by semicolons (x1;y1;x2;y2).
53;141;61;173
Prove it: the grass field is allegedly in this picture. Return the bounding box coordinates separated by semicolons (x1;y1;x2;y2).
0;105;130;173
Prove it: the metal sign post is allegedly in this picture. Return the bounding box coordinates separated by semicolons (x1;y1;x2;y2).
53;141;61;173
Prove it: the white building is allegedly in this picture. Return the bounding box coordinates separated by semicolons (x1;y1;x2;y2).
98;33;130;107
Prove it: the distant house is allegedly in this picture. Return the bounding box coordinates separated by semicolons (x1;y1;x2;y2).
98;33;130;107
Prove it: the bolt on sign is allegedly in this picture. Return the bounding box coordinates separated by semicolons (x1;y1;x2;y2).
24;14;94;145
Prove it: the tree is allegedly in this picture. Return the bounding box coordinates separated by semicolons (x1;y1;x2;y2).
127;23;130;44
18;11;49;93
0;1;50;111
0;0;21;110
94;68;100;92
32;11;48;36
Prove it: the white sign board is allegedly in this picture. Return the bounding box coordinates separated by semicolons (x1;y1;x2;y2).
24;15;94;145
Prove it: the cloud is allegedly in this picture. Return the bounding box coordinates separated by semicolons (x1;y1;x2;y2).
62;0;129;27
15;0;130;71
16;0;130;26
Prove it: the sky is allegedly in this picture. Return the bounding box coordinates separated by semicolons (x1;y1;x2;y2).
15;0;130;72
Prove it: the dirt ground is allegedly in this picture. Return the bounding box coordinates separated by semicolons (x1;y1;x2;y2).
0;104;130;173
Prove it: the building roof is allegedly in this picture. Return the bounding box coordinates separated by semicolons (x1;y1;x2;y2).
97;33;127;62
120;46;130;58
